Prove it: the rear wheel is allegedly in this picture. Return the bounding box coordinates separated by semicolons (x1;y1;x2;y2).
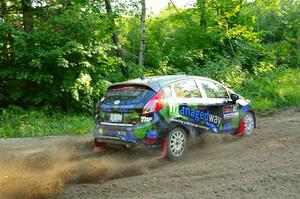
166;127;187;161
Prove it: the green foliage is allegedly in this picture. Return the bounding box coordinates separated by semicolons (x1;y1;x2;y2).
237;68;300;113
0;106;94;138
0;0;299;134
0;0;121;113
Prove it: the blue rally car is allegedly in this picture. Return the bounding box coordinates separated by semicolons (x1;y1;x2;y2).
94;75;256;160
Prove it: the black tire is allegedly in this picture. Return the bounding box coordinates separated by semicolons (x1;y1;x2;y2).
166;127;188;161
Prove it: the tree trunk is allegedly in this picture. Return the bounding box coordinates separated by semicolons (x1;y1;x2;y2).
104;0;129;78
169;0;179;13
138;0;146;66
197;0;207;28
21;0;34;32
1;0;12;63
1;0;7;20
1;0;7;62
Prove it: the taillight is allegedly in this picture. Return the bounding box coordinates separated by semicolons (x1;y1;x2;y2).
142;92;163;115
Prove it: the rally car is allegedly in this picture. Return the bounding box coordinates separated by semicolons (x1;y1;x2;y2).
94;75;256;160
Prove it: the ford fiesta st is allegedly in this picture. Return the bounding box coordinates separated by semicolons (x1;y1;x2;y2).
93;75;256;160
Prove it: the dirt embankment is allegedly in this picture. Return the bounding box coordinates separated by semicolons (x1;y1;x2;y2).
0;108;300;199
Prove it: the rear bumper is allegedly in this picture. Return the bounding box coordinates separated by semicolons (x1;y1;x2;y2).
94;137;135;149
94;137;161;149
93;123;161;149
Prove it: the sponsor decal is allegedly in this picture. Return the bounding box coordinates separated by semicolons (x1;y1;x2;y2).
140;116;153;123
223;112;239;119
223;105;239;119
169;118;209;130
179;106;222;126
205;121;218;133
223;105;238;114
114;100;120;105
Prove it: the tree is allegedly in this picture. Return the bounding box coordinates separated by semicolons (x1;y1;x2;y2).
1;0;10;63
21;0;34;31
138;0;146;66
104;0;129;78
197;0;206;28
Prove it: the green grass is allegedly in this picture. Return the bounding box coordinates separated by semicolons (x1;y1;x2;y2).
237;67;300;114
0;107;94;138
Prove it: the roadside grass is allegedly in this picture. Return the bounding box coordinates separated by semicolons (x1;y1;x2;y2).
1;68;299;138
237;67;300;114
0;107;94;138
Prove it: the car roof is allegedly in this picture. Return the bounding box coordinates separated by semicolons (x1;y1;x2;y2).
109;75;225;93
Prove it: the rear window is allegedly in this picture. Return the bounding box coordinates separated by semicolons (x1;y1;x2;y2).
103;85;155;104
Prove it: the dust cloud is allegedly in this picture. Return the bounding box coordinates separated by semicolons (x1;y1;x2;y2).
0;138;161;199
0;133;239;199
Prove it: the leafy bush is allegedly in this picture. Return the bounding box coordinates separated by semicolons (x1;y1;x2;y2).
237;68;300;113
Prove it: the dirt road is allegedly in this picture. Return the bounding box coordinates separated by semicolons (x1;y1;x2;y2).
0;108;299;199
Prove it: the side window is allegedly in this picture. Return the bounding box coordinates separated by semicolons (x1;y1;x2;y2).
173;80;201;98
201;80;229;98
162;86;172;98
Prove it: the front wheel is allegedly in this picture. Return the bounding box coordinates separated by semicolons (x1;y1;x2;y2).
166;127;188;161
244;112;255;135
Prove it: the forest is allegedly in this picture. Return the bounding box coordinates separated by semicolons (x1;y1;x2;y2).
0;0;299;137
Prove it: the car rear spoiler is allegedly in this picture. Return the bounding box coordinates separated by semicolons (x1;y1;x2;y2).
108;81;161;93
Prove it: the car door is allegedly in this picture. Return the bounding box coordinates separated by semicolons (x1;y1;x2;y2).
196;79;240;133
170;79;212;133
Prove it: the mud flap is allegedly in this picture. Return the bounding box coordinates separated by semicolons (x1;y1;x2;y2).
235;117;245;137
94;146;106;153
154;138;167;160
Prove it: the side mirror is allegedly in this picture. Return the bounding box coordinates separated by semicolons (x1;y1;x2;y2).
231;93;239;102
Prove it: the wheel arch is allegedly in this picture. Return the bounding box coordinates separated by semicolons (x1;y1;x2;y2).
167;122;200;140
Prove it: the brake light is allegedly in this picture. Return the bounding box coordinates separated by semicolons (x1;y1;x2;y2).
142;92;163;115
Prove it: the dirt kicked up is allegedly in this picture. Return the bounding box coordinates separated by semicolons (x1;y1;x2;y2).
0;138;161;199
0;108;300;199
